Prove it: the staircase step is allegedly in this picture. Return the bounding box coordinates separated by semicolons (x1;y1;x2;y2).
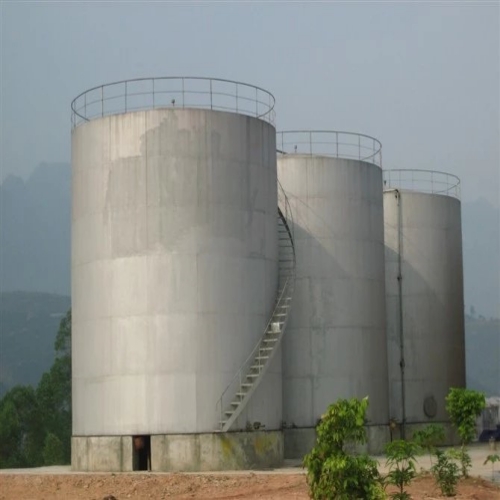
266;330;281;335
230;401;240;407
241;383;253;388
247;373;260;378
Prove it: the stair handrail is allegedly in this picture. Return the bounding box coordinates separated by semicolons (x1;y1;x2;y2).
215;276;293;428
215;183;295;430
278;179;294;243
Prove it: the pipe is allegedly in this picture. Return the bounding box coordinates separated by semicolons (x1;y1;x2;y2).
385;188;406;438
395;189;406;439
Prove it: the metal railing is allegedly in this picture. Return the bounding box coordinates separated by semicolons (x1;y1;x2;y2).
215;276;294;429
277;179;295;245
71;77;275;128
277;130;382;167
215;181;295;430
383;169;461;199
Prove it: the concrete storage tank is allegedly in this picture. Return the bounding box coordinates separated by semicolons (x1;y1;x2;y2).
71;77;295;472
277;131;390;457
383;170;465;440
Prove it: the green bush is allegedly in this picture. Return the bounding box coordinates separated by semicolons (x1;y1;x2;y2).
445;388;485;477
412;424;445;466
385;439;420;500
484;454;500;481
42;433;64;465
303;397;385;500
431;449;460;497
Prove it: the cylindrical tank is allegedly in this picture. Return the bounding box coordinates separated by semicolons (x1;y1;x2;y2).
71;78;280;470
277;131;389;455
383;169;466;435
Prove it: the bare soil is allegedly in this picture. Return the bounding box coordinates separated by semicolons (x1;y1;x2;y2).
0;472;498;500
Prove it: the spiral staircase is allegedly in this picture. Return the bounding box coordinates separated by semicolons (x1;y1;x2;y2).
216;183;296;432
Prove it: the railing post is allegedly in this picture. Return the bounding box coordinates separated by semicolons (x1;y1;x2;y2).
358;134;361;160
235;82;238;113
255;87;258;116
101;86;104;117
309;131;313;155
124;81;127;113
336;132;339;157
152;79;155;109
182;78;185;108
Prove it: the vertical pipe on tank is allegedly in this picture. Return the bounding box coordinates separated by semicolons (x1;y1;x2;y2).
394;189;407;439
386;188;407;438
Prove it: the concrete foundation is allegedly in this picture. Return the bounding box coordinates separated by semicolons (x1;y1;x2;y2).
72;431;283;472
284;425;390;459
71;436;134;472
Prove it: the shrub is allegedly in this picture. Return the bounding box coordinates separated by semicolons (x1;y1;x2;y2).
483;454;500;481
42;433;64;465
431;449;460;497
385;439;420;500
303;397;385;499
412;424;445;466
445;388;485;477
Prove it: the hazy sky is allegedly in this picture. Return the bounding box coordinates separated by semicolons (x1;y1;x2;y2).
1;1;499;206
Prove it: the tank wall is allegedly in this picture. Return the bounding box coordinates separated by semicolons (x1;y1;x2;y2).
72;109;278;436
278;156;389;427
384;190;466;424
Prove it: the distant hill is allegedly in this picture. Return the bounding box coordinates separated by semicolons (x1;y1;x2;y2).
0;162;71;296
0;292;70;397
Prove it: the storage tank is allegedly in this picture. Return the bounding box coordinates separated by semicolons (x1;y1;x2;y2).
383;169;466;441
277;131;390;457
71;77;284;471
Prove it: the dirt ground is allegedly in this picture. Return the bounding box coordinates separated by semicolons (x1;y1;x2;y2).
0;472;498;500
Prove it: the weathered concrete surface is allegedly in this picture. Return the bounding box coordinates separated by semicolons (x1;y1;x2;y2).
384;190;466;426
277;155;389;431
284;425;390;459
151;431;283;471
71;436;133;472
72;432;283;472
71;108;279;437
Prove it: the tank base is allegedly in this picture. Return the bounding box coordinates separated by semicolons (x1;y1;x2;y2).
284;425;390;459
72;431;283;472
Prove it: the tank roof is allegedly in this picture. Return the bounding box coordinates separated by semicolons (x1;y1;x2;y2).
71;76;275;128
277;130;382;167
383;169;461;199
